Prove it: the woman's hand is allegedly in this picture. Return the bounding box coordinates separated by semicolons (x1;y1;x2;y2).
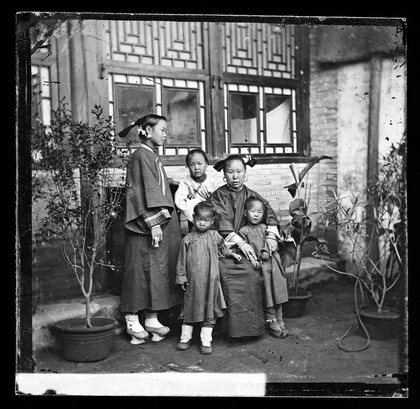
181;282;189;292
239;242;258;263
251;259;262;270
151;225;163;248
266;236;278;254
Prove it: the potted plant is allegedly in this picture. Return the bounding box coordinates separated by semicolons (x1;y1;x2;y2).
32;101;128;362
279;156;333;318
318;136;406;347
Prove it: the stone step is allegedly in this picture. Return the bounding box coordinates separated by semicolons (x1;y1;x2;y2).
285;256;340;290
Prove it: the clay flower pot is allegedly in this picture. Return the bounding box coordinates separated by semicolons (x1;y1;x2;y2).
54;317;116;362
357;306;400;340
283;288;312;318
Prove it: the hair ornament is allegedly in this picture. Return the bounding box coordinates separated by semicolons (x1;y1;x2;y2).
213;153;257;172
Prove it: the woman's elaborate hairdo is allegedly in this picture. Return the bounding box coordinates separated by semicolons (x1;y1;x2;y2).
222;154;246;172
193;201;216;218
213;154;257;172
185;148;209;166
118;113;166;139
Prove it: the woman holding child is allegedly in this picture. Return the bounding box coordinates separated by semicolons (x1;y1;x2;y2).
210;155;288;340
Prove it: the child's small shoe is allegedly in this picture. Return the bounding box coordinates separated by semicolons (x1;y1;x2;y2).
267;319;288;339
200;344;213;354
176;324;193;351
200;326;213;354
277;318;289;338
176;340;191;350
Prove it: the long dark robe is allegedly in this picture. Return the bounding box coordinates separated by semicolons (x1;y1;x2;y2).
210;184;280;338
120;145;182;313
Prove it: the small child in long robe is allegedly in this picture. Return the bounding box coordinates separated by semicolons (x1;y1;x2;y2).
239;196;289;339
175;201;242;354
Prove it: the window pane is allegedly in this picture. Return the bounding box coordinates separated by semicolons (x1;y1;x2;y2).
42;99;51;126
115;84;154;144
230;93;258;144
164;88;199;146
266;95;292;144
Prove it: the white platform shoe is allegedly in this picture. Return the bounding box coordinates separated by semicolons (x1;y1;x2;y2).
144;311;170;342
125;314;149;345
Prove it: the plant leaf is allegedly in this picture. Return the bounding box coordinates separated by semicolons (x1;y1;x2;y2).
298;155;333;182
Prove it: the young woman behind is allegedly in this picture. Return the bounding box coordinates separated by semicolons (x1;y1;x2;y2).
174;148;221;232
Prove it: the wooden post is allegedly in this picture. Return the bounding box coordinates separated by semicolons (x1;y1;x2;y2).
366;56;382;266
208;23;225;159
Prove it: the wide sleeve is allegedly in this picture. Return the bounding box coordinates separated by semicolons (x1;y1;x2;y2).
124;150;174;233
209;188;235;237
175;237;189;285
256;193;279;227
215;231;234;258
174;179;201;222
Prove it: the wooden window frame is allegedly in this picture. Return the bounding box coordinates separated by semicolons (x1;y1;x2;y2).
105;21;310;166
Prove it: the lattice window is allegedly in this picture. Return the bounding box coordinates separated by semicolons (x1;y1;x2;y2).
105;20;207;70
109;73;207;156
225;84;297;154
222;23;296;79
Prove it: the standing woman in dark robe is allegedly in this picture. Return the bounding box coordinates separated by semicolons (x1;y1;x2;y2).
210;155;282;340
119;114;182;344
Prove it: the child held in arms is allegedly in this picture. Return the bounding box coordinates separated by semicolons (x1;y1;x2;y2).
239;196;289;339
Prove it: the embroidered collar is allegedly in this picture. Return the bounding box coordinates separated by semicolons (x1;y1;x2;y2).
140;143;157;153
190;173;207;184
226;184;244;192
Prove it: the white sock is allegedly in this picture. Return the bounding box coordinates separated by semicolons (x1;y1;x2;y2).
125;314;145;332
145;311;164;328
180;324;193;343
200;326;213;347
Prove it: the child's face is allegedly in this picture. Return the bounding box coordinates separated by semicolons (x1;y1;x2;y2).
244;200;265;225
193;208;214;233
187;152;208;180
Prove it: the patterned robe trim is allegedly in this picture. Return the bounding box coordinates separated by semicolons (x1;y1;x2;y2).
138;143;169;228
224;232;246;249
142;208;171;228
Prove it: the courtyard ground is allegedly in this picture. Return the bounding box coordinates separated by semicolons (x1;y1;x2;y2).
20;277;408;397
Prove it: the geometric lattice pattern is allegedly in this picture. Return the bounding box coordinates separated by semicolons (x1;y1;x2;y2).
225;83;297;154
108;73;207;156
105;20;206;70
222;23;296;79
